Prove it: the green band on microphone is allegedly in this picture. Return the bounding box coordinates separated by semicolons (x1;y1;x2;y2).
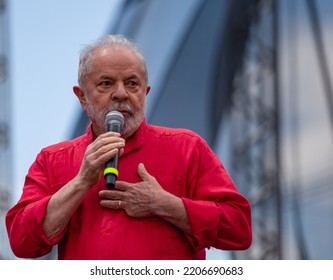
104;167;119;177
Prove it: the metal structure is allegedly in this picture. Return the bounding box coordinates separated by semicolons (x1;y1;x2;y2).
226;0;333;259
0;0;12;260
227;0;282;259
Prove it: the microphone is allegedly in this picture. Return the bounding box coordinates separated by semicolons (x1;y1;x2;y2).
104;110;124;188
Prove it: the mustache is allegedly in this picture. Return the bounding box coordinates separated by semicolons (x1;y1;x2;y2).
104;102;134;117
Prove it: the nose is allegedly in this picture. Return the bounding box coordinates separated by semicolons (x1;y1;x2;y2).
112;82;128;101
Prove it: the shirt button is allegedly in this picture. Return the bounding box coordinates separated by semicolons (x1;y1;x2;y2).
165;131;170;136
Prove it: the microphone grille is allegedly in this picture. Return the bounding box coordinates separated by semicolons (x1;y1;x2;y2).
105;111;125;126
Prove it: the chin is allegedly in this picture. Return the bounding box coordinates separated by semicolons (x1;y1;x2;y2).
122;116;143;139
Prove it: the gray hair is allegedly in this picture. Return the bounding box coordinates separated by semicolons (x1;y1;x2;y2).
77;34;148;88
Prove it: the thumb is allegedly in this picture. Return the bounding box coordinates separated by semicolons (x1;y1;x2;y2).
138;163;151;181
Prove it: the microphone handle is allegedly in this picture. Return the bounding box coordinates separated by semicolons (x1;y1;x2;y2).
104;152;119;188
104;122;121;188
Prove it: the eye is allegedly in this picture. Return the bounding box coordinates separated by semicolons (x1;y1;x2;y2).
126;79;139;88
99;81;112;87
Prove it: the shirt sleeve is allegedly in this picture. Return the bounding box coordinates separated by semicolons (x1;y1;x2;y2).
181;138;252;252
6;149;67;258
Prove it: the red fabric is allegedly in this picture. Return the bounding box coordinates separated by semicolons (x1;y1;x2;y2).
6;120;251;259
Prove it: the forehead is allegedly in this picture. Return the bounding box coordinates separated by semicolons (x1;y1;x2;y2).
91;46;145;76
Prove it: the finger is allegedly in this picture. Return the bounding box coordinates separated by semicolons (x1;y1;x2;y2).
97;143;124;160
88;141;125;166
86;134;124;156
94;138;125;154
100;199;123;210
84;147;120;172
99;190;123;200
114;181;132;191
93;133;125;151
96;131;121;139
137;163;151;181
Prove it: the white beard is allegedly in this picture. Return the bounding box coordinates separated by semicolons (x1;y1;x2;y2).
85;96;145;139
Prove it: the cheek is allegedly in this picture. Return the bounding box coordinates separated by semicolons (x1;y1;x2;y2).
130;93;146;108
86;91;110;107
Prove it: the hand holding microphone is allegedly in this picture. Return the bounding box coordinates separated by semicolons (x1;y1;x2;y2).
104;111;125;188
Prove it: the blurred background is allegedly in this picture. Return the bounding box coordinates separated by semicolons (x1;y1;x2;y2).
1;0;332;260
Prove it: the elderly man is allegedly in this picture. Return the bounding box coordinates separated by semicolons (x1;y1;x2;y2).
6;34;251;259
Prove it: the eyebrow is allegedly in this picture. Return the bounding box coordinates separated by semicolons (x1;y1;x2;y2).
95;71;144;84
125;74;140;80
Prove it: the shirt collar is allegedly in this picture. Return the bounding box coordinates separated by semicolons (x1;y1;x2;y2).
122;119;146;156
85;119;146;156
86;124;94;144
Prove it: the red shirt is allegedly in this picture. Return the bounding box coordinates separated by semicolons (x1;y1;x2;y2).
6;120;251;259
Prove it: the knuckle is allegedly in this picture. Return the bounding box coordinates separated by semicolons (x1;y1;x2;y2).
99;137;108;146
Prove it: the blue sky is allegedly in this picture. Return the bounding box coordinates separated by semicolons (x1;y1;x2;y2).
9;0;121;200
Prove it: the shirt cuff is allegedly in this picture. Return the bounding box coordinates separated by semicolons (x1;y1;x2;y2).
181;197;219;250
24;195;66;247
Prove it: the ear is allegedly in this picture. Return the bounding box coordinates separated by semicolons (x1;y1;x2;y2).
73;86;87;111
146;86;151;96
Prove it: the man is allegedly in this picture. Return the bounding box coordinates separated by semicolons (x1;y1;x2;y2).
6;34;251;260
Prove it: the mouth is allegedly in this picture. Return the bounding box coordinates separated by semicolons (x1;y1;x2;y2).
117;110;133;118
